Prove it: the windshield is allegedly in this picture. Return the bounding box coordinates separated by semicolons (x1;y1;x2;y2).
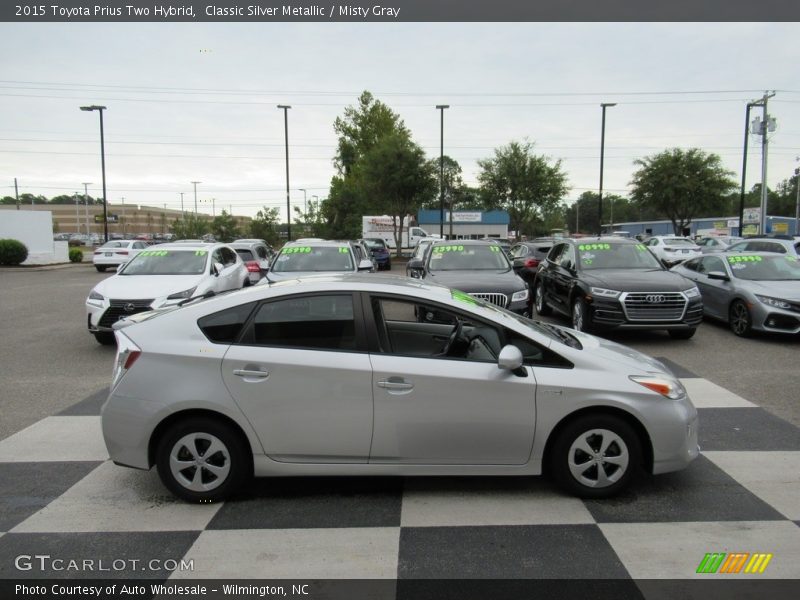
577;243;663;270
119;249;207;275
271;245;355;273
364;239;387;250
664;238;695;246
727;255;800;281
99;241;127;249
235;249;255;261
428;244;510;271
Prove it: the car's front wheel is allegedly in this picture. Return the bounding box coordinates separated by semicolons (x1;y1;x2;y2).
729;300;753;337
156;417;250;503
534;281;552;316
571;297;593;333
550;414;642;498
93;332;115;345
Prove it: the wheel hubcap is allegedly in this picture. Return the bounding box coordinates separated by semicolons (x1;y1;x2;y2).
169;433;231;492
567;428;629;488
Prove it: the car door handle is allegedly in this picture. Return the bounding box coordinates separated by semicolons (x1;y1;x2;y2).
377;379;414;391
233;368;270;379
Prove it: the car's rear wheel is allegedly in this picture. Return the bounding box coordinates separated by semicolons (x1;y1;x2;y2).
95;265;107;272
550;414;642;498
93;332;115;345
729;299;752;337
668;328;696;340
534;281;552;316
156;417;249;503
571;297;593;333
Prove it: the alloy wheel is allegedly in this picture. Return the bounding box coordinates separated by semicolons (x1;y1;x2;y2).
169;432;231;492
567;428;630;488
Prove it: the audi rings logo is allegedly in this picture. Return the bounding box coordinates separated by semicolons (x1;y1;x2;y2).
645;295;666;303
123;303;136;312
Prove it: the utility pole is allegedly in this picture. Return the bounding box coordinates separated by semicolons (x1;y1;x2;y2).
750;91;776;235
74;192;80;234
191;181;201;215
575;200;580;234
739;102;756;237
14;177;19;210
598;103;616;235
180;192;185;215
795;157;800;236
82;183;91;236
121;197;126;236
277;104;292;241
436;105;449;238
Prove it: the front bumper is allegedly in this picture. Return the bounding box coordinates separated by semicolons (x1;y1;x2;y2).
87;298;156;333
650;394;700;475
751;304;800;335
587;295;703;330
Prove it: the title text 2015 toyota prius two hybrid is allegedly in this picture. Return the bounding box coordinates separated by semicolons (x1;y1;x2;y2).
102;275;699;503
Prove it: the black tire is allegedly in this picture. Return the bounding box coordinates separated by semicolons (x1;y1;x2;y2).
668;328;696;340
729;300;752;337
571;296;593;334
243;278;251;287
95;265;107;272
156;417;250;503
93;332;115;345
534;281;552;316
550;414;642;499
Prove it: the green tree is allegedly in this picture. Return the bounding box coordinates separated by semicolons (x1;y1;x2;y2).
293;200;326;238
324;91;411;239
249;206;281;245
630;148;736;235
1;196;16;205
477;141;569;238
359;133;437;255
210;210;240;242
170;213;208;239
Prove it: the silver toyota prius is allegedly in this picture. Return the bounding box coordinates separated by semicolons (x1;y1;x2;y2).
102;275;699;503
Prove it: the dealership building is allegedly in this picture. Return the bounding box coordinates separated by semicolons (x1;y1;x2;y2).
417;209;510;239
608;213;799;238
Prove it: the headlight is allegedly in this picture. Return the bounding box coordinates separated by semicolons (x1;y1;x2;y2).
755;295;791;309
590;287;621;299
629;375;686;400
167;286;197;300
87;289;104;306
511;289;529;302
683;286;701;299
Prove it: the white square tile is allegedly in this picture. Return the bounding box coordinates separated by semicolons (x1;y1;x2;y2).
400;478;594;527
682;379;756;409
704;451;800;520
171;528;400;579
12;461;221;533
600;521;800;579
0;416;108;462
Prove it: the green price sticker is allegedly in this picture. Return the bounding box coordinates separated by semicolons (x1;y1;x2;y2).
339;247;349;254
194;250;207;256
283;246;312;254
489;246;500;252
434;245;465;253
727;255;762;263
578;243;611;251
636;244;647;251
141;250;168;257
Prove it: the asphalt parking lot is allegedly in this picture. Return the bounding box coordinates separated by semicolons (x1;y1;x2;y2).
0;262;798;592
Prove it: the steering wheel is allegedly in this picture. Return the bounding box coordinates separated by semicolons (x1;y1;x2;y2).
439;319;464;356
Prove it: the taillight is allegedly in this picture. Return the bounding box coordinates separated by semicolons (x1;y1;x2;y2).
111;333;141;388
117;251;129;255
524;258;540;268
246;261;260;273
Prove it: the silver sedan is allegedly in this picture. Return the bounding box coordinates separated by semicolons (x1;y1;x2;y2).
102;275;699;503
672;252;800;336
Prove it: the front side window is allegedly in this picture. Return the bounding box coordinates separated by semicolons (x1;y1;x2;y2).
700;256;726;274
249;294;356;350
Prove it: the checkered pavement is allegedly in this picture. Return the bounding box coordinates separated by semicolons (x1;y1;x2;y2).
0;359;798;590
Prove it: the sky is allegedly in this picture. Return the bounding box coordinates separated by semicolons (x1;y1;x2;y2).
1;22;799;220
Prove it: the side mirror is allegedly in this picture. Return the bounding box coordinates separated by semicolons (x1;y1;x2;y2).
407;258;424;278
213;261;224;276
497;345;523;371
358;259;374;272
707;271;730;282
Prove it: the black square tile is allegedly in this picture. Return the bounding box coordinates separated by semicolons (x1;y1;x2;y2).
698;408;800;451
397;580;642;600
0;531;200;579
207;476;403;529
584;454;786;523
0;462;102;531
398;524;630;579
653;357;699;379
57;388;109;416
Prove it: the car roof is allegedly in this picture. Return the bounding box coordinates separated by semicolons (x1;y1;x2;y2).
284;239;350;248
148;242;222;251
563;236;639;245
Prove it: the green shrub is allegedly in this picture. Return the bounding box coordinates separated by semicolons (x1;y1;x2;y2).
69;248;83;263
0;239;29;265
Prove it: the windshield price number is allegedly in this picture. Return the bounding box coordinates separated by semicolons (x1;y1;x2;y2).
578;243;612;251
433;245;465;253
139;250;169;257
283;247;312;254
727;255;762;263
339;247;349;254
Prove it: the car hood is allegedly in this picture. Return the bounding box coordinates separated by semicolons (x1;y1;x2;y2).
93;274;206;299
426;269;526;292
737;279;800;301
581;269;693;292
565;328;674;376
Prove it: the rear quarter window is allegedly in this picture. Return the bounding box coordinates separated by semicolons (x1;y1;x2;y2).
198;302;257;343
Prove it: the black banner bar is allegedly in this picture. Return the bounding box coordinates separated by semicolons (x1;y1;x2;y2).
3;0;800;23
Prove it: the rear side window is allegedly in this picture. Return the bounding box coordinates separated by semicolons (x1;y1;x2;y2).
249;295;356;351
236;249;255;261
198;302;256;344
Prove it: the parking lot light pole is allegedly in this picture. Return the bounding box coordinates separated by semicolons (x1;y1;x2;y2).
278;105;292;241
191;181;201;215
80;105;108;242
82;182;91;235
436;105;449;238
598;103;616;236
